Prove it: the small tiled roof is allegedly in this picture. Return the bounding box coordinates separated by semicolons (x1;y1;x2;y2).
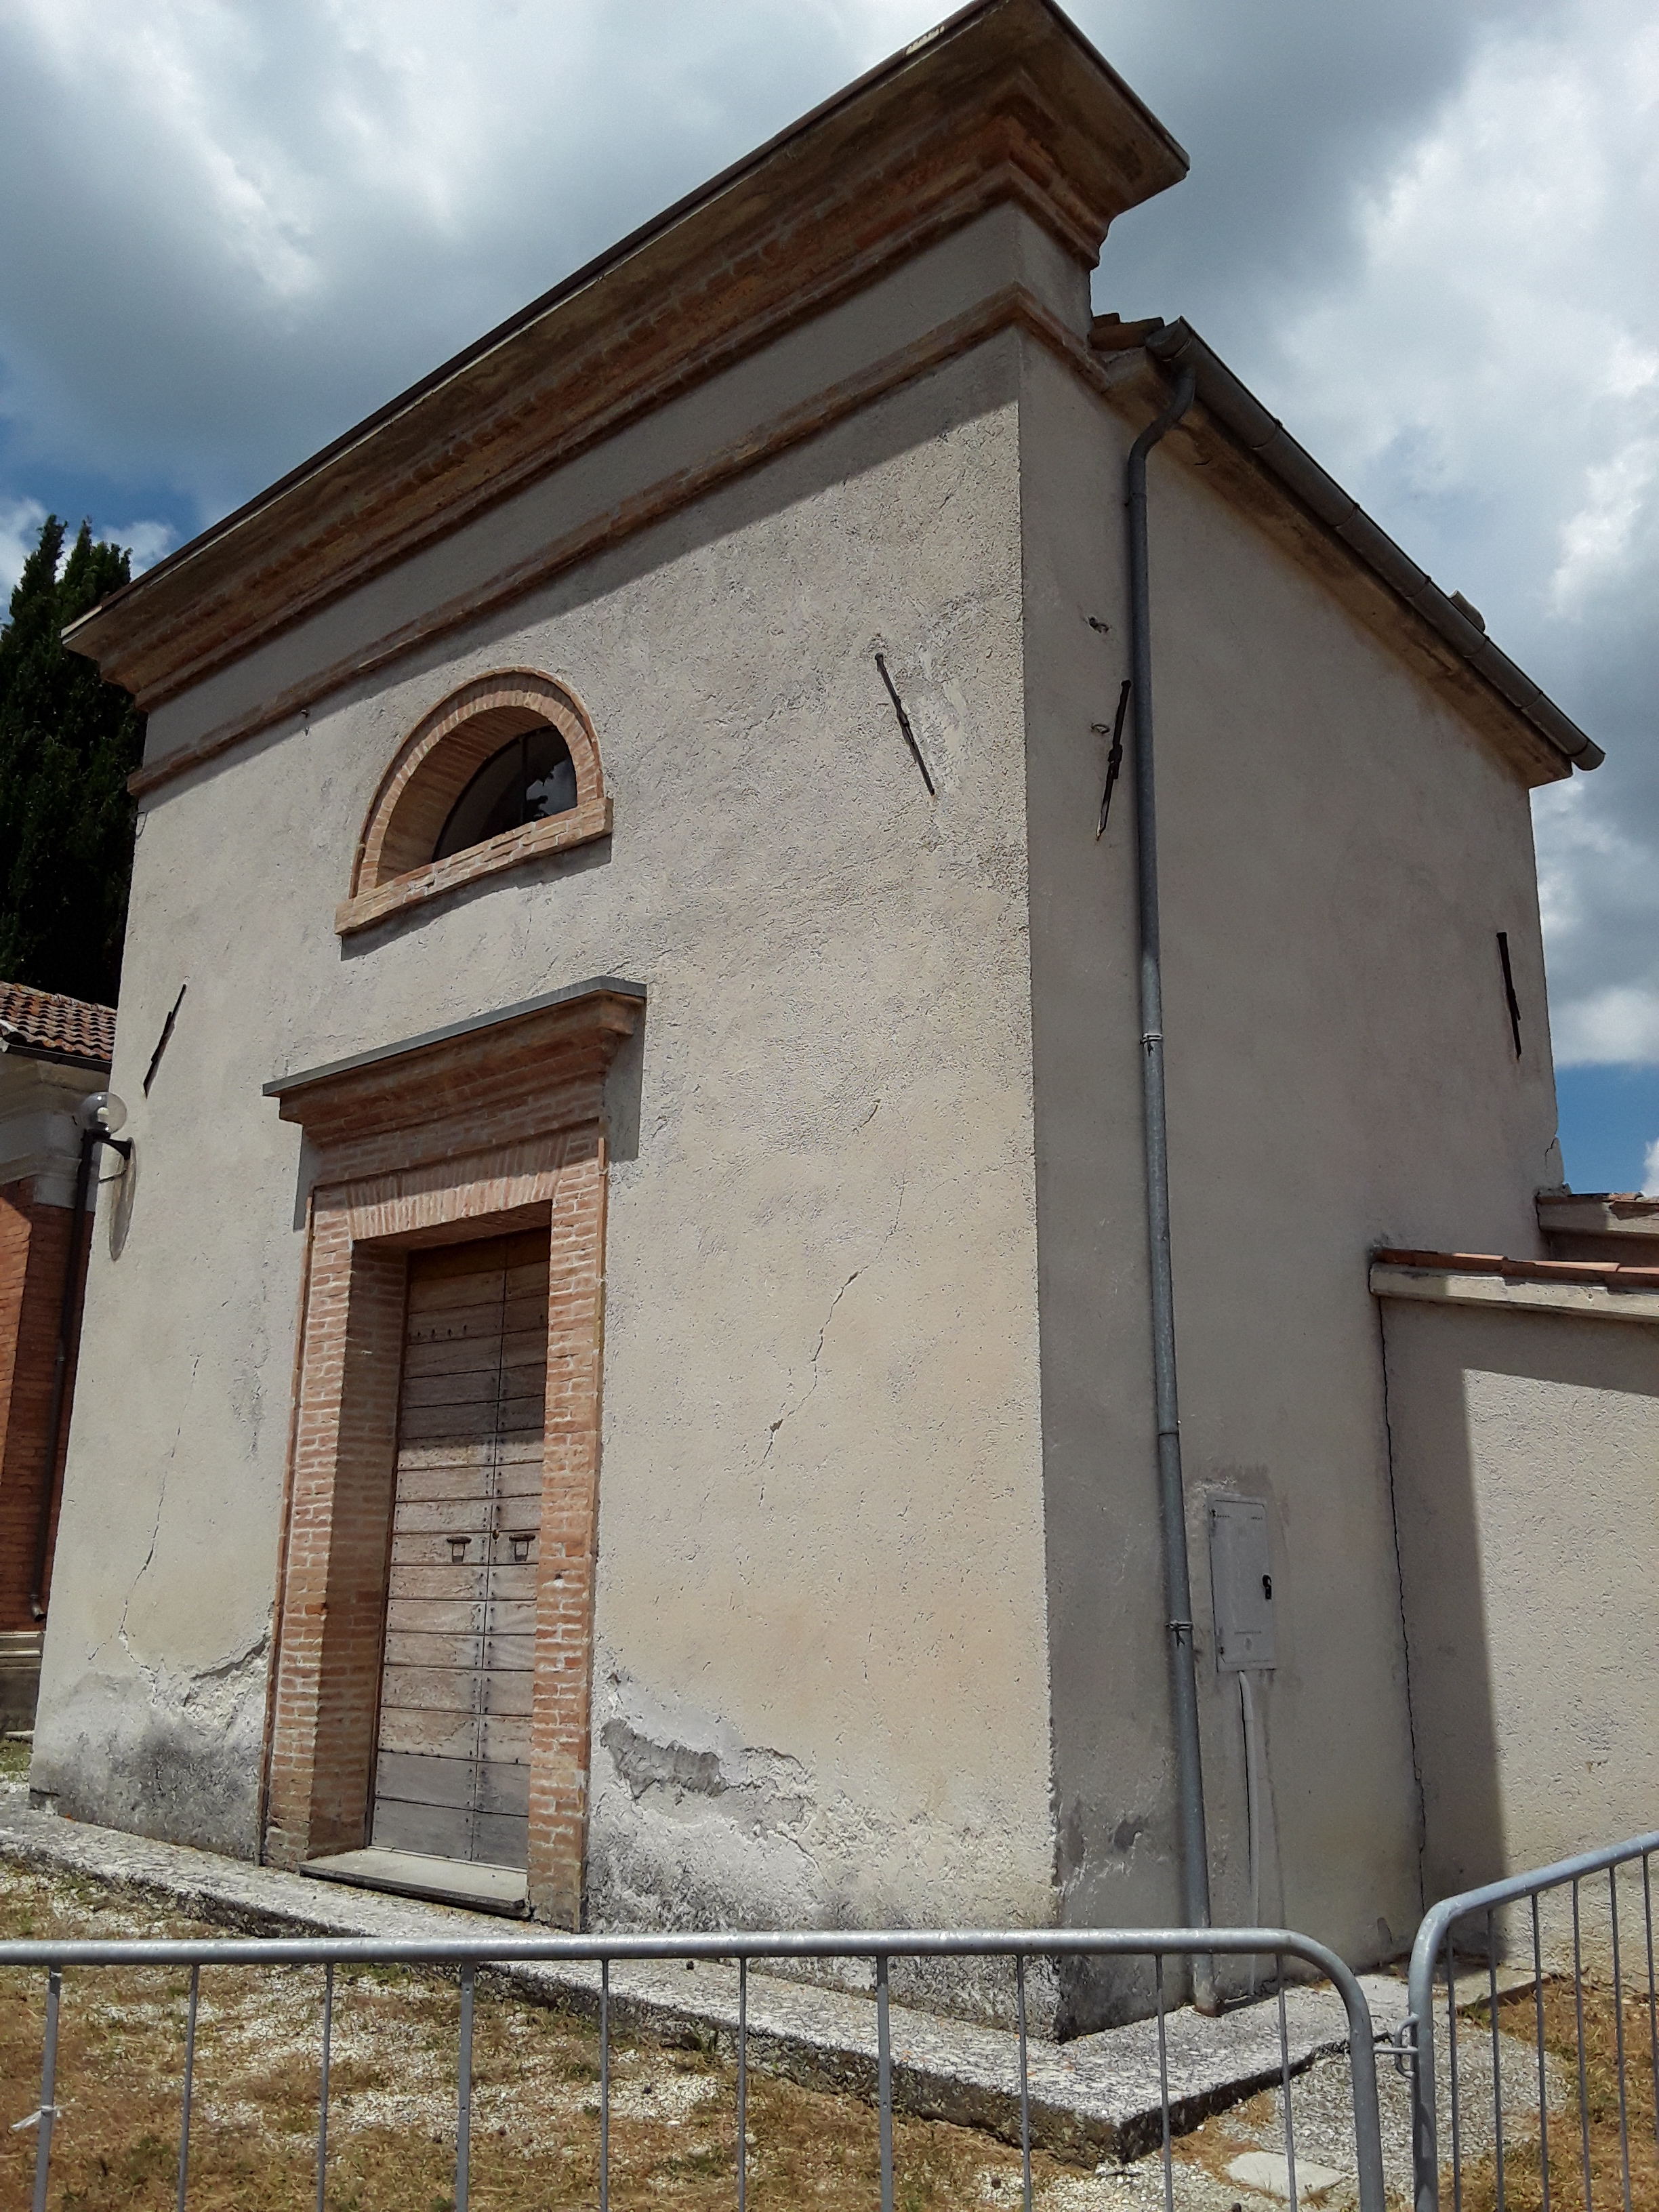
1374;1247;1659;1294
0;979;115;1069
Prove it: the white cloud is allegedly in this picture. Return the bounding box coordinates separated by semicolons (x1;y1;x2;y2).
0;501;177;602
0;0;929;513
1645;1136;1659;1194
105;519;179;577
1237;0;1659;1065
0;495;47;601
1553;986;1659;1067
0;0;1655;1067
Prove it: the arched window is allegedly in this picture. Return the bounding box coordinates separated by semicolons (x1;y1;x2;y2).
338;673;609;937
434;726;579;860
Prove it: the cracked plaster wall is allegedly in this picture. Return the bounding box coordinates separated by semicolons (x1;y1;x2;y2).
35;205;1063;1914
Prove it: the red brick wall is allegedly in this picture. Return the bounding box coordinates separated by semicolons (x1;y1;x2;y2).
264;1216;407;1866
529;1147;606;1926
263;989;635;1920
0;1179;92;1631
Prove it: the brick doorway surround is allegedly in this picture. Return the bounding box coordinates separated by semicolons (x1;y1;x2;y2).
260;980;643;1925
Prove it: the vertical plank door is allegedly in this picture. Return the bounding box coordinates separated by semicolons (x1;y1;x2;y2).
371;1230;548;1868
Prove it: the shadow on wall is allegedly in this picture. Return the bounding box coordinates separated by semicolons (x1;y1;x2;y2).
1382;1297;1659;1910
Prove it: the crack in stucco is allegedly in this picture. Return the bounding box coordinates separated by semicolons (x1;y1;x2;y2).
90;1353;199;1684
758;1170;906;1476
181;1628;270;1690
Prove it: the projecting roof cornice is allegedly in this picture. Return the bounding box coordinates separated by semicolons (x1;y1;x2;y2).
63;0;1186;729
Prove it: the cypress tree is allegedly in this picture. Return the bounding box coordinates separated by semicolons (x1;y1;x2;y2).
0;515;146;1006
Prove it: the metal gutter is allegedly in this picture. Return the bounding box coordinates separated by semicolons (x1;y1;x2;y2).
1142;320;1603;773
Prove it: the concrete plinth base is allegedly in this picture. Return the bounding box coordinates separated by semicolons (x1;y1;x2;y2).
0;1631;41;1733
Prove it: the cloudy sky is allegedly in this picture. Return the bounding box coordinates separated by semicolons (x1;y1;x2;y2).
1;0;1655;1189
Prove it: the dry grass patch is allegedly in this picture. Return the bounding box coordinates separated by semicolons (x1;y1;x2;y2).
1;1860;1061;2209
1454;1982;1659;2212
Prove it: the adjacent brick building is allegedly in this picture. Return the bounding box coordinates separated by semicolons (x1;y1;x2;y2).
0;980;116;1727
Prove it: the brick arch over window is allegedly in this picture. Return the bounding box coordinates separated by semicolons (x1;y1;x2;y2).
336;672;611;937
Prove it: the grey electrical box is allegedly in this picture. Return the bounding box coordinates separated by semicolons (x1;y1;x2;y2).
1210;1498;1276;1672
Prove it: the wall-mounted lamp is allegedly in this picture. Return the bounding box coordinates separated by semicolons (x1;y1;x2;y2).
76;1091;131;1149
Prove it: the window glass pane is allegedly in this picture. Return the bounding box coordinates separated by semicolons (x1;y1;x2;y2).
434;726;577;861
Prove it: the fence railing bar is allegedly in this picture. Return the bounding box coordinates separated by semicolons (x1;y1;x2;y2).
455;1960;475;2212
1610;1870;1633;2212
176;1961;199;2212
1278;1959;1300;2212
1573;1880;1593;2212
1156;1952;1174;2212
316;1960;333;2212
0;1924;1399;1970
1448;1938;1464;2212
876;1952;894;2212
30;1963;61;2212
600;1956;610;2212
0;1924;1388;2212
1488;1910;1506;2212
1408;1831;1659;2212
1349;1976;1388;2212
1532;1894;1551;2212
1016;1953;1031;2212
737;1953;747;2212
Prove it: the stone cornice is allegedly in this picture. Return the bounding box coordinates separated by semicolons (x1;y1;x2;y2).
125;281;1578;806
70;0;1185;737
129;279;1084;801
266;983;644;1170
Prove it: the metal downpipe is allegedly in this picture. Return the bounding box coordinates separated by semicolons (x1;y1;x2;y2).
28;1127;96;1622
1126;363;1218;2014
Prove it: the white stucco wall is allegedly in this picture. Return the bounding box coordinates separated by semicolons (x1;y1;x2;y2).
1382;1295;1659;1902
1015;332;1564;1995
33;168;1592;1982
33;276;1059;1925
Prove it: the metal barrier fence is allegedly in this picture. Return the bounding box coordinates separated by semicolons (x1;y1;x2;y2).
1408;1832;1659;2212
2;1923;1385;2212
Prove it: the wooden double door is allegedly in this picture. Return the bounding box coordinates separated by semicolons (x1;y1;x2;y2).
371;1231;549;1869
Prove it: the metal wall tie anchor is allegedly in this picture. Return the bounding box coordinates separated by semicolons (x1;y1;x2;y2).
874;652;936;797
1095;679;1132;836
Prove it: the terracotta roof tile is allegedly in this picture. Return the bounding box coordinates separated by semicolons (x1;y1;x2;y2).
0;979;116;1068
1373;1247;1659;1295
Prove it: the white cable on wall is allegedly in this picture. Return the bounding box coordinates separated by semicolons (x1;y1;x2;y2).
1241;1668;1267;1993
